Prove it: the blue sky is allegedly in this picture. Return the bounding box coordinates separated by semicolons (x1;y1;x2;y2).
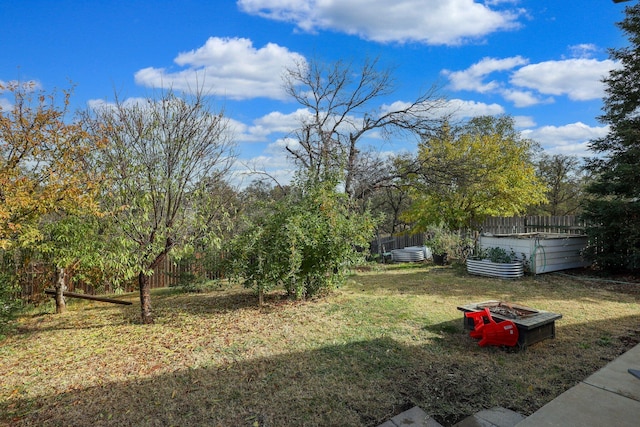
0;1;630;184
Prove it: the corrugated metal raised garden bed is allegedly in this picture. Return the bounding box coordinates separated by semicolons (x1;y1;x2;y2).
466;258;524;279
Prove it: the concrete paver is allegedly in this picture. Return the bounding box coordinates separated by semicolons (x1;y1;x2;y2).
379;406;444;427
582;343;640;402
516;382;640;427
516;343;640;427
453;407;525;427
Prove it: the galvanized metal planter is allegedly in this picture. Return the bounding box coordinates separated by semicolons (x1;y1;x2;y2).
466;258;524;279
391;246;429;262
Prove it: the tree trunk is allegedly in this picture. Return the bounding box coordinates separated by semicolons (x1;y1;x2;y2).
138;272;153;324
54;267;67;314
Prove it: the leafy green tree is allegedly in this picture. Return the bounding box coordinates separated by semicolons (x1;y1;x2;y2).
583;4;640;272
359;154;415;235
238;179;290;225
226;173;376;304
0;253;21;336
405;115;546;230
530;153;586;216
37;214;134;313
88;90;236;323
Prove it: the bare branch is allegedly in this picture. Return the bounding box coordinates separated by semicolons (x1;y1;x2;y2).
282;56;447;198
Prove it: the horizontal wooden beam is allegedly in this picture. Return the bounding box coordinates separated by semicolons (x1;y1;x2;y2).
44;289;132;305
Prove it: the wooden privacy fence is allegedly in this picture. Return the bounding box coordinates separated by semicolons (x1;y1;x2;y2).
370;233;425;256
17;216;587;300
17;254;224;302
479;215;587;235
370;215;587;256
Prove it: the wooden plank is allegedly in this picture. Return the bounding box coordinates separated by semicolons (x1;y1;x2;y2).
44;289;132;305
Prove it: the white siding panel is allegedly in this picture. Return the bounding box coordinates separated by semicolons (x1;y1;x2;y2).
479;234;590;274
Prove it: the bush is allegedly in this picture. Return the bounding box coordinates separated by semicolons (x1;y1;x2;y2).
226;174;376;303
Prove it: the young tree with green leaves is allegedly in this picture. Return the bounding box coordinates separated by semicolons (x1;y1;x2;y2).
583;4;640;272
226;172;376;304
89;90;236;323
405;115;546;231
37;214;135;313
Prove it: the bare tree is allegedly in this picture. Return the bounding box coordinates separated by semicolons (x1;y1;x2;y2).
282;57;447;198
88;90;236;324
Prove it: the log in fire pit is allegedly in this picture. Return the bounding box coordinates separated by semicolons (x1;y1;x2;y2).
457;300;562;349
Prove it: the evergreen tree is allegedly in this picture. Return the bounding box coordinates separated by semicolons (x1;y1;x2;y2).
583;4;640;272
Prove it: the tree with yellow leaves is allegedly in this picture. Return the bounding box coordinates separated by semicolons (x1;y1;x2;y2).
404;115;547;231
0;81;104;314
0;81;103;248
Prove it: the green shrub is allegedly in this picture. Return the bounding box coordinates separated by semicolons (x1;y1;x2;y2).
482;247;517;263
226;174;376;303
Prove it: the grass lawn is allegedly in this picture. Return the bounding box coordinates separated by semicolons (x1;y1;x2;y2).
1;264;639;426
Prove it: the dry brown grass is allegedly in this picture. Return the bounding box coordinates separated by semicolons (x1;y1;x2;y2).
1;264;639;426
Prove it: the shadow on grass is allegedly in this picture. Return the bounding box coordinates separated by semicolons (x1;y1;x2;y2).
4;313;640;427
4;337;418;427
423;318;464;336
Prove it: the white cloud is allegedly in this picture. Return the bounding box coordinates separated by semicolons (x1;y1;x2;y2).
86;97;149;111
501;88;551;108
134;37;306;100
381;98;504;121
232;108;311;143
510;58;619;101
253;109;311;134
0;79;42;92
522;122;609;157
513;115;536;128
0;80;43;110
445;99;505;119
443;56;528;92
233;137;299;187
0;97;11;111
567;43;598;59
238;0;523;45
444;55;619;106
